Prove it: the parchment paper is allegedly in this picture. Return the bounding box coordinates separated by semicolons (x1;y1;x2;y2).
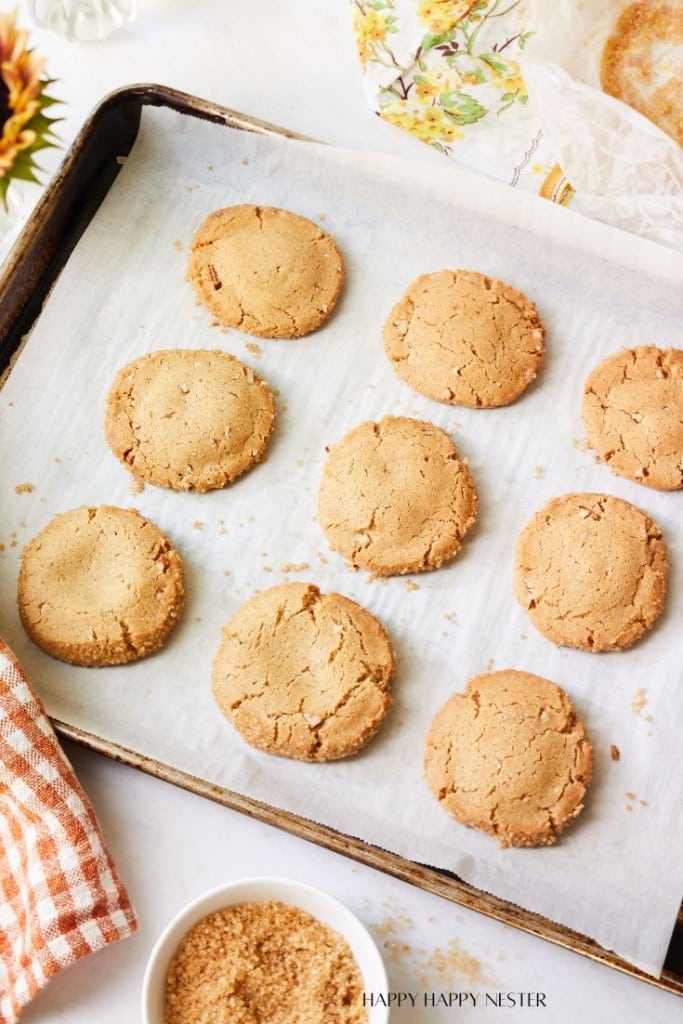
1;107;682;975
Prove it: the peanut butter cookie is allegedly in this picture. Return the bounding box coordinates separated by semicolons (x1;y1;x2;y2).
424;669;593;847
105;349;275;492
582;346;683;490
318;416;477;576
18;506;184;666
212;582;394;761
383;269;545;407
187;205;345;338
514;493;668;652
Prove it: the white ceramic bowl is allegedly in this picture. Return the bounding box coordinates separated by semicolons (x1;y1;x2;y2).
142;875;389;1023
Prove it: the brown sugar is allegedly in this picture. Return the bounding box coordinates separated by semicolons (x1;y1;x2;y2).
164;900;368;1024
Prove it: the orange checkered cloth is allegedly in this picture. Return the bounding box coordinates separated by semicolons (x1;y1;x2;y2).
0;639;137;1023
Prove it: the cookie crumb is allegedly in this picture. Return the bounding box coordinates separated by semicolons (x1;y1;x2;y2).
14;482;34;494
246;342;261;355
280;562;310;573
115;154;127;165
262;565;272;573
625;791;636;800
443;611;457;623
173;239;182;252
630;687;647;715
0;543;5;552
405;580;420;592
193;521;204;531
483;657;495;671
532;465;544;480
317;212;327;221
610;744;620;761
130;476;145;495
240;157;249;165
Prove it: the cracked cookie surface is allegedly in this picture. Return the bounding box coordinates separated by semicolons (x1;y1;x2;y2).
187;205;345;339
514;493;668;652
105;349;276;492
383;269;545;408
424;669;593;847
582;346;683;491
317;416;478;576
18;506;184;666
212;582;394;761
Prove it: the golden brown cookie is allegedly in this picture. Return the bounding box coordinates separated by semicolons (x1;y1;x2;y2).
18;506;184;666
424;669;593;848
514;493;668;652
187;205;345;339
582;346;683;491
212;582;394;762
105;349;276;492
383;270;546;408
318;416;477;576
601;1;683;146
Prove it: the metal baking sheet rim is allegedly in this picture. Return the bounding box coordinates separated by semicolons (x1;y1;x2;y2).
0;83;680;996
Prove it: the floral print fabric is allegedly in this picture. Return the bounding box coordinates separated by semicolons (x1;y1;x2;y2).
351;0;573;203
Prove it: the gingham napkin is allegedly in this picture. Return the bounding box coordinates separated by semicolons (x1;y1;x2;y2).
0;639;137;1024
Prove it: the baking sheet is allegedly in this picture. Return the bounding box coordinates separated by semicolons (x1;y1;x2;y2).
1;107;682;976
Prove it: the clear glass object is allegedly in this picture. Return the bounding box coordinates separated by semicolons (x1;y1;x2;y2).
28;0;137;42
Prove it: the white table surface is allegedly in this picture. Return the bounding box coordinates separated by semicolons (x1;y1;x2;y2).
6;2;682;1021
